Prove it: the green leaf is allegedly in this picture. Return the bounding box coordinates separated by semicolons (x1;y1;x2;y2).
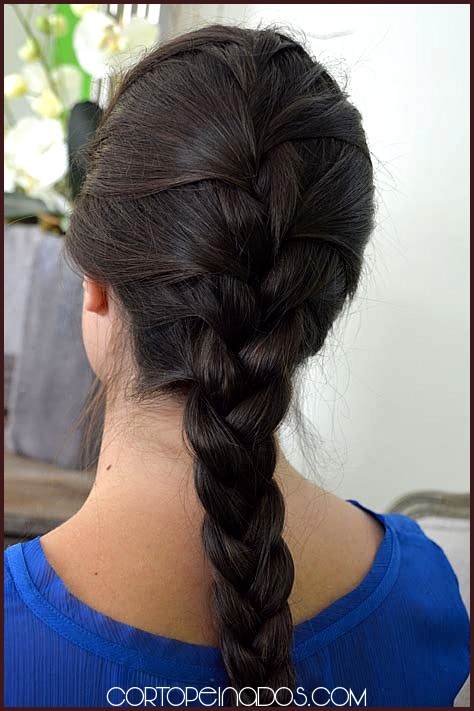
50;4;91;101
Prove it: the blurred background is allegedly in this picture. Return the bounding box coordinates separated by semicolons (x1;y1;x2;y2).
4;5;470;539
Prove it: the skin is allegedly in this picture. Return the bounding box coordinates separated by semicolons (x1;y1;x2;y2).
41;276;385;646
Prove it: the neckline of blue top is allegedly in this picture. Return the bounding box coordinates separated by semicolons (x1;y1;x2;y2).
5;498;401;684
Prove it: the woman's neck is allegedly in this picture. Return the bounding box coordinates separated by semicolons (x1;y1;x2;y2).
45;394;315;576
89;394;307;521
41;396;329;644
42;394;385;646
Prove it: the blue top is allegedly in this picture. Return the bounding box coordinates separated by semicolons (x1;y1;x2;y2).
4;499;470;708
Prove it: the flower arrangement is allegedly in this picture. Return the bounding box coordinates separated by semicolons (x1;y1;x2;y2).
4;4;158;230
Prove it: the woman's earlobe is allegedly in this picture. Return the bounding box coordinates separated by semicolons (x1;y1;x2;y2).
83;277;108;315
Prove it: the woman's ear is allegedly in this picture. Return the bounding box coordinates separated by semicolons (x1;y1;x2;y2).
81;276;113;380
83;276;108;315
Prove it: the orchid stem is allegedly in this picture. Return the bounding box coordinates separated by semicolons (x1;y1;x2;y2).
11;4;59;96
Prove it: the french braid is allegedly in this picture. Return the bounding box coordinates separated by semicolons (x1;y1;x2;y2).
66;24;375;706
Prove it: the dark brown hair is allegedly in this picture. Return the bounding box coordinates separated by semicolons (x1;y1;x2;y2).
64;24;375;705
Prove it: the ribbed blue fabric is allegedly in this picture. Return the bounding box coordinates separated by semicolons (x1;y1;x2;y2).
4;499;470;707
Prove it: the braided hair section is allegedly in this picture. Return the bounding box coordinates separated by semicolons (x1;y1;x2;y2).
65;25;375;707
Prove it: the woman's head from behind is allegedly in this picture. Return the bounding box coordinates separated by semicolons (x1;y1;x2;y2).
65;24;374;705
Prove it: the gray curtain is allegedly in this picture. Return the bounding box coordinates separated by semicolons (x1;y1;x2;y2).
5;225;100;469
4;224;41;408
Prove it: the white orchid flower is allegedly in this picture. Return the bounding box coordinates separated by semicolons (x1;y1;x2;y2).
4;117;68;197
22;63;83;108
73;10;157;79
121;16;158;56
18;37;40;62
4;73;28;98
20;62;47;94
70;4;99;17
47;15;68;37
73;11;121;78
30;88;63;119
4;162;16;193
36;13;68;37
4;126;15;192
52;65;83;107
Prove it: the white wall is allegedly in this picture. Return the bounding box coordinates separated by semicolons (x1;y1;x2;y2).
232;4;470;510
5;4;469;509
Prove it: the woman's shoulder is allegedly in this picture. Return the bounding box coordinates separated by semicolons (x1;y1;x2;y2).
287;483;469;646
4;542;26;612
368;504;469;678
376;506;470;700
382;504;467;593
353;499;468;623
382;506;470;630
292;488;469;628
290;494;469;706
4;544;17;593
